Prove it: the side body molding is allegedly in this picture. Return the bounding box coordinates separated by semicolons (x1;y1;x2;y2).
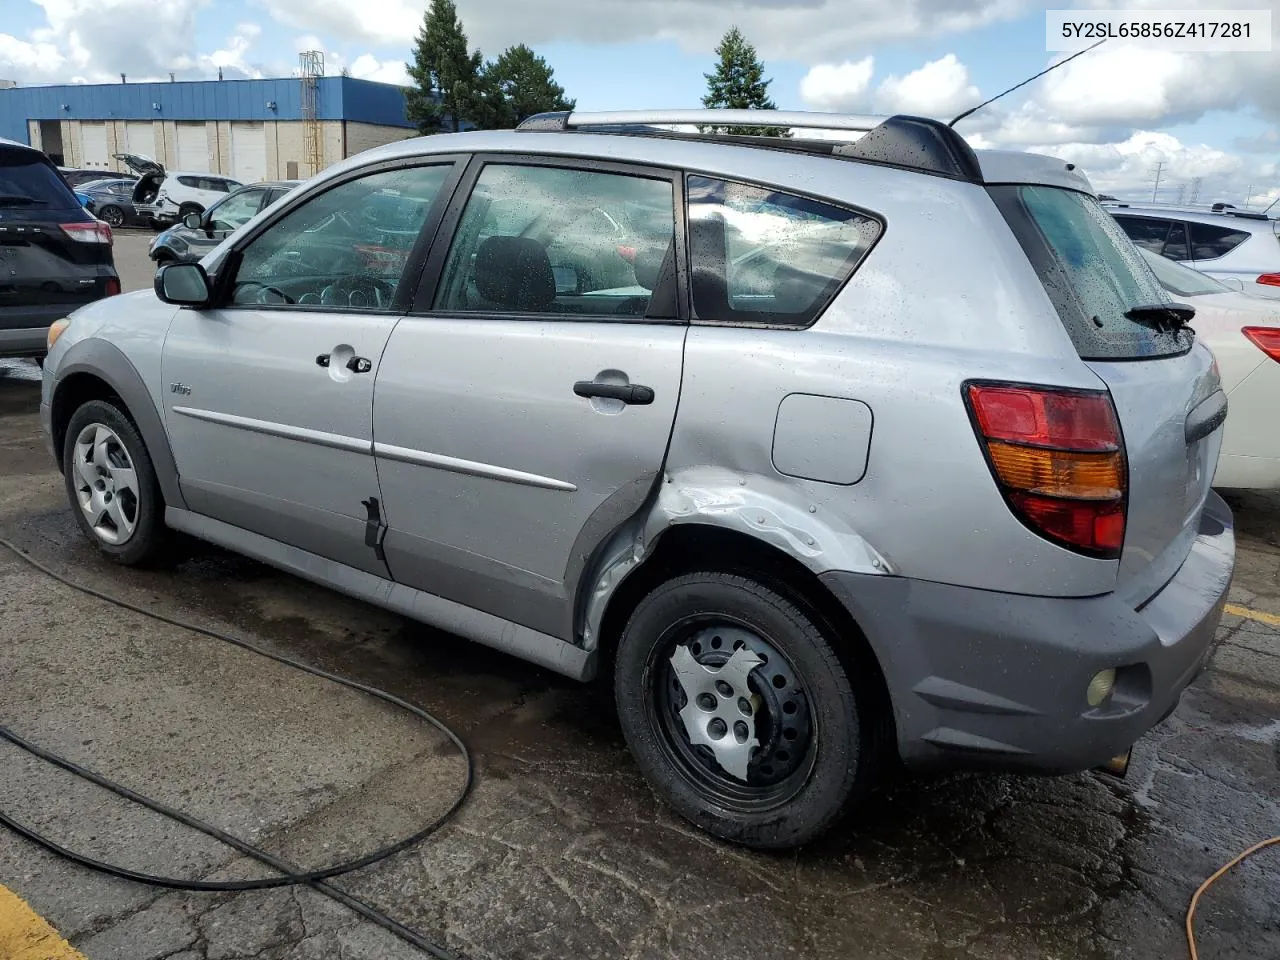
51;337;188;511
578;466;893;650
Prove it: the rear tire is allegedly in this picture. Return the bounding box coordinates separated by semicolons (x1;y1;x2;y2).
98;204;125;227
62;399;172;567
614;571;880;849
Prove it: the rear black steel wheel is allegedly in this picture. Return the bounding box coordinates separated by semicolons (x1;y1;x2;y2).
614;571;877;849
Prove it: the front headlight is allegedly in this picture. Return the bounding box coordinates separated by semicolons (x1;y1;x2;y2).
47;318;71;350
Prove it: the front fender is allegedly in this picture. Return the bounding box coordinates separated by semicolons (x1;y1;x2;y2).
51;337;188;510
579;466;892;650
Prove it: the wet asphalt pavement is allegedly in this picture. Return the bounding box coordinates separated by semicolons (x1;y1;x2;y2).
0;238;1277;959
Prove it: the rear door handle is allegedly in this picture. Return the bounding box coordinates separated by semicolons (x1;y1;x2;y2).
573;381;655;405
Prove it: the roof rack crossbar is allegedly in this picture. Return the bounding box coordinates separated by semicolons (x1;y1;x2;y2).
517;109;889;134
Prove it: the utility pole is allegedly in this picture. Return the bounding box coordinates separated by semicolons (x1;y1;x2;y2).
1190;177;1203;204
1244;184;1254;208
1150;161;1166;203
1173;184;1186;205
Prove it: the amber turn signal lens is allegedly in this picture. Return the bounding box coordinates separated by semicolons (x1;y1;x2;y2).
986;442;1124;501
46;318;70;351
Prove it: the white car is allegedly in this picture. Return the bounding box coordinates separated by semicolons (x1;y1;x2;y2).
1140;247;1280;489
114;153;242;227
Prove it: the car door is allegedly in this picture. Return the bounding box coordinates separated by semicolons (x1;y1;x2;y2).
161;158;463;574
372;156;688;639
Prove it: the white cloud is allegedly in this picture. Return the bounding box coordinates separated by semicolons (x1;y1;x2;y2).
874;53;979;117
260;0;1032;61
799;59;875;112
0;0;274;83
349;54;410;85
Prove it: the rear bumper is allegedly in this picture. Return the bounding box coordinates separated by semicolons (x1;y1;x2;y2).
821;491;1235;773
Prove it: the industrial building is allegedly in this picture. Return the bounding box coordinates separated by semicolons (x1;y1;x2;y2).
0;69;420;183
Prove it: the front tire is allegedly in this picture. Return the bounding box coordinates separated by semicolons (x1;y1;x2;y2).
614;572;877;849
62;399;171;566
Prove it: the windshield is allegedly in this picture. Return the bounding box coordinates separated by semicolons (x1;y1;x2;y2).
991;185;1192;360
1136;246;1229;297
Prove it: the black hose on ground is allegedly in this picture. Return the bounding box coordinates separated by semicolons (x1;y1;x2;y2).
0;534;473;960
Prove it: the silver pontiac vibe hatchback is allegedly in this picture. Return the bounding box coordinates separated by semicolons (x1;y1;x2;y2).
41;110;1235;849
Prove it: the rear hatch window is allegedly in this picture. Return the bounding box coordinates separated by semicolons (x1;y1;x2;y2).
993;184;1221;600
0;151;81;210
991;185;1192;360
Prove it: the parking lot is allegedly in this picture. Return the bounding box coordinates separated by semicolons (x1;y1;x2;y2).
0;232;1277;960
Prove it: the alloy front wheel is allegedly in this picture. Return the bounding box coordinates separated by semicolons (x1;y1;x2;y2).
62;399;171;566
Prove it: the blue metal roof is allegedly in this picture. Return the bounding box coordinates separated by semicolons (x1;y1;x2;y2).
0;76;415;145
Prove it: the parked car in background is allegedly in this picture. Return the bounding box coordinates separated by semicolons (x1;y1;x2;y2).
1105;201;1280;300
1138;246;1280;490
0;137;119;358
59;167;135;190
150;180;300;264
40;110;1234;849
81;178;148;227
113;153;241;227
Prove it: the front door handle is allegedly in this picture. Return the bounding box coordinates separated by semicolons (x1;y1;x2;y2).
573;381;655;405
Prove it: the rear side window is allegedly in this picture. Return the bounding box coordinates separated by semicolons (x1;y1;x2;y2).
1189;222;1250;260
0;153;79;208
686;175;881;327
992;185;1191;360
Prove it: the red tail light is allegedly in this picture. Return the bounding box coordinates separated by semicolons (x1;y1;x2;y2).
1257;273;1280;288
104;277;121;297
60;221;113;245
1242;326;1280;361
966;382;1127;559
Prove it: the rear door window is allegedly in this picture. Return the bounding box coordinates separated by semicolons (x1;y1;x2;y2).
433;163;677;318
686;175;881;327
1113;216;1172;254
992;185;1192;360
1190;222;1250;260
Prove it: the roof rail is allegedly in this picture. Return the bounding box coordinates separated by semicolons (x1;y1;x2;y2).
517;109;890;133
515;110;984;183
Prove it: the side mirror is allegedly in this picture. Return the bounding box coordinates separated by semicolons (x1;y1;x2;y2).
155;262;212;306
183;212;203;229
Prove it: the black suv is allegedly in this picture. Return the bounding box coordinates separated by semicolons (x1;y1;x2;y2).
1;138;120;358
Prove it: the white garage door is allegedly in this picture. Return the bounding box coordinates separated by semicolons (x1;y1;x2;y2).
230;122;267;184
80;122;109;168
175;122;209;172
124;121;155;159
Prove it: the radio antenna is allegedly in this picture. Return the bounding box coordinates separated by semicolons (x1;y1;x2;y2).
949;38;1107;128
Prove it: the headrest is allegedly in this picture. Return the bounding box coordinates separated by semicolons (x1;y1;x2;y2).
632;238;673;290
474;236;555;312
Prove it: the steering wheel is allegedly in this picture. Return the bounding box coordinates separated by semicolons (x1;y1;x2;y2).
236;280;295;304
319;275;395;309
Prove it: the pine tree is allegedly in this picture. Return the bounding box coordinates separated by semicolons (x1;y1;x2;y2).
404;0;487;133
485;44;575;126
701;27;786;137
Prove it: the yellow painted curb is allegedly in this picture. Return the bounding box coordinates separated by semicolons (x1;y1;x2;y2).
0;884;87;960
1224;603;1280;628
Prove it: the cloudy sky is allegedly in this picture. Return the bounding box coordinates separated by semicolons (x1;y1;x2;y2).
1;0;1277;207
